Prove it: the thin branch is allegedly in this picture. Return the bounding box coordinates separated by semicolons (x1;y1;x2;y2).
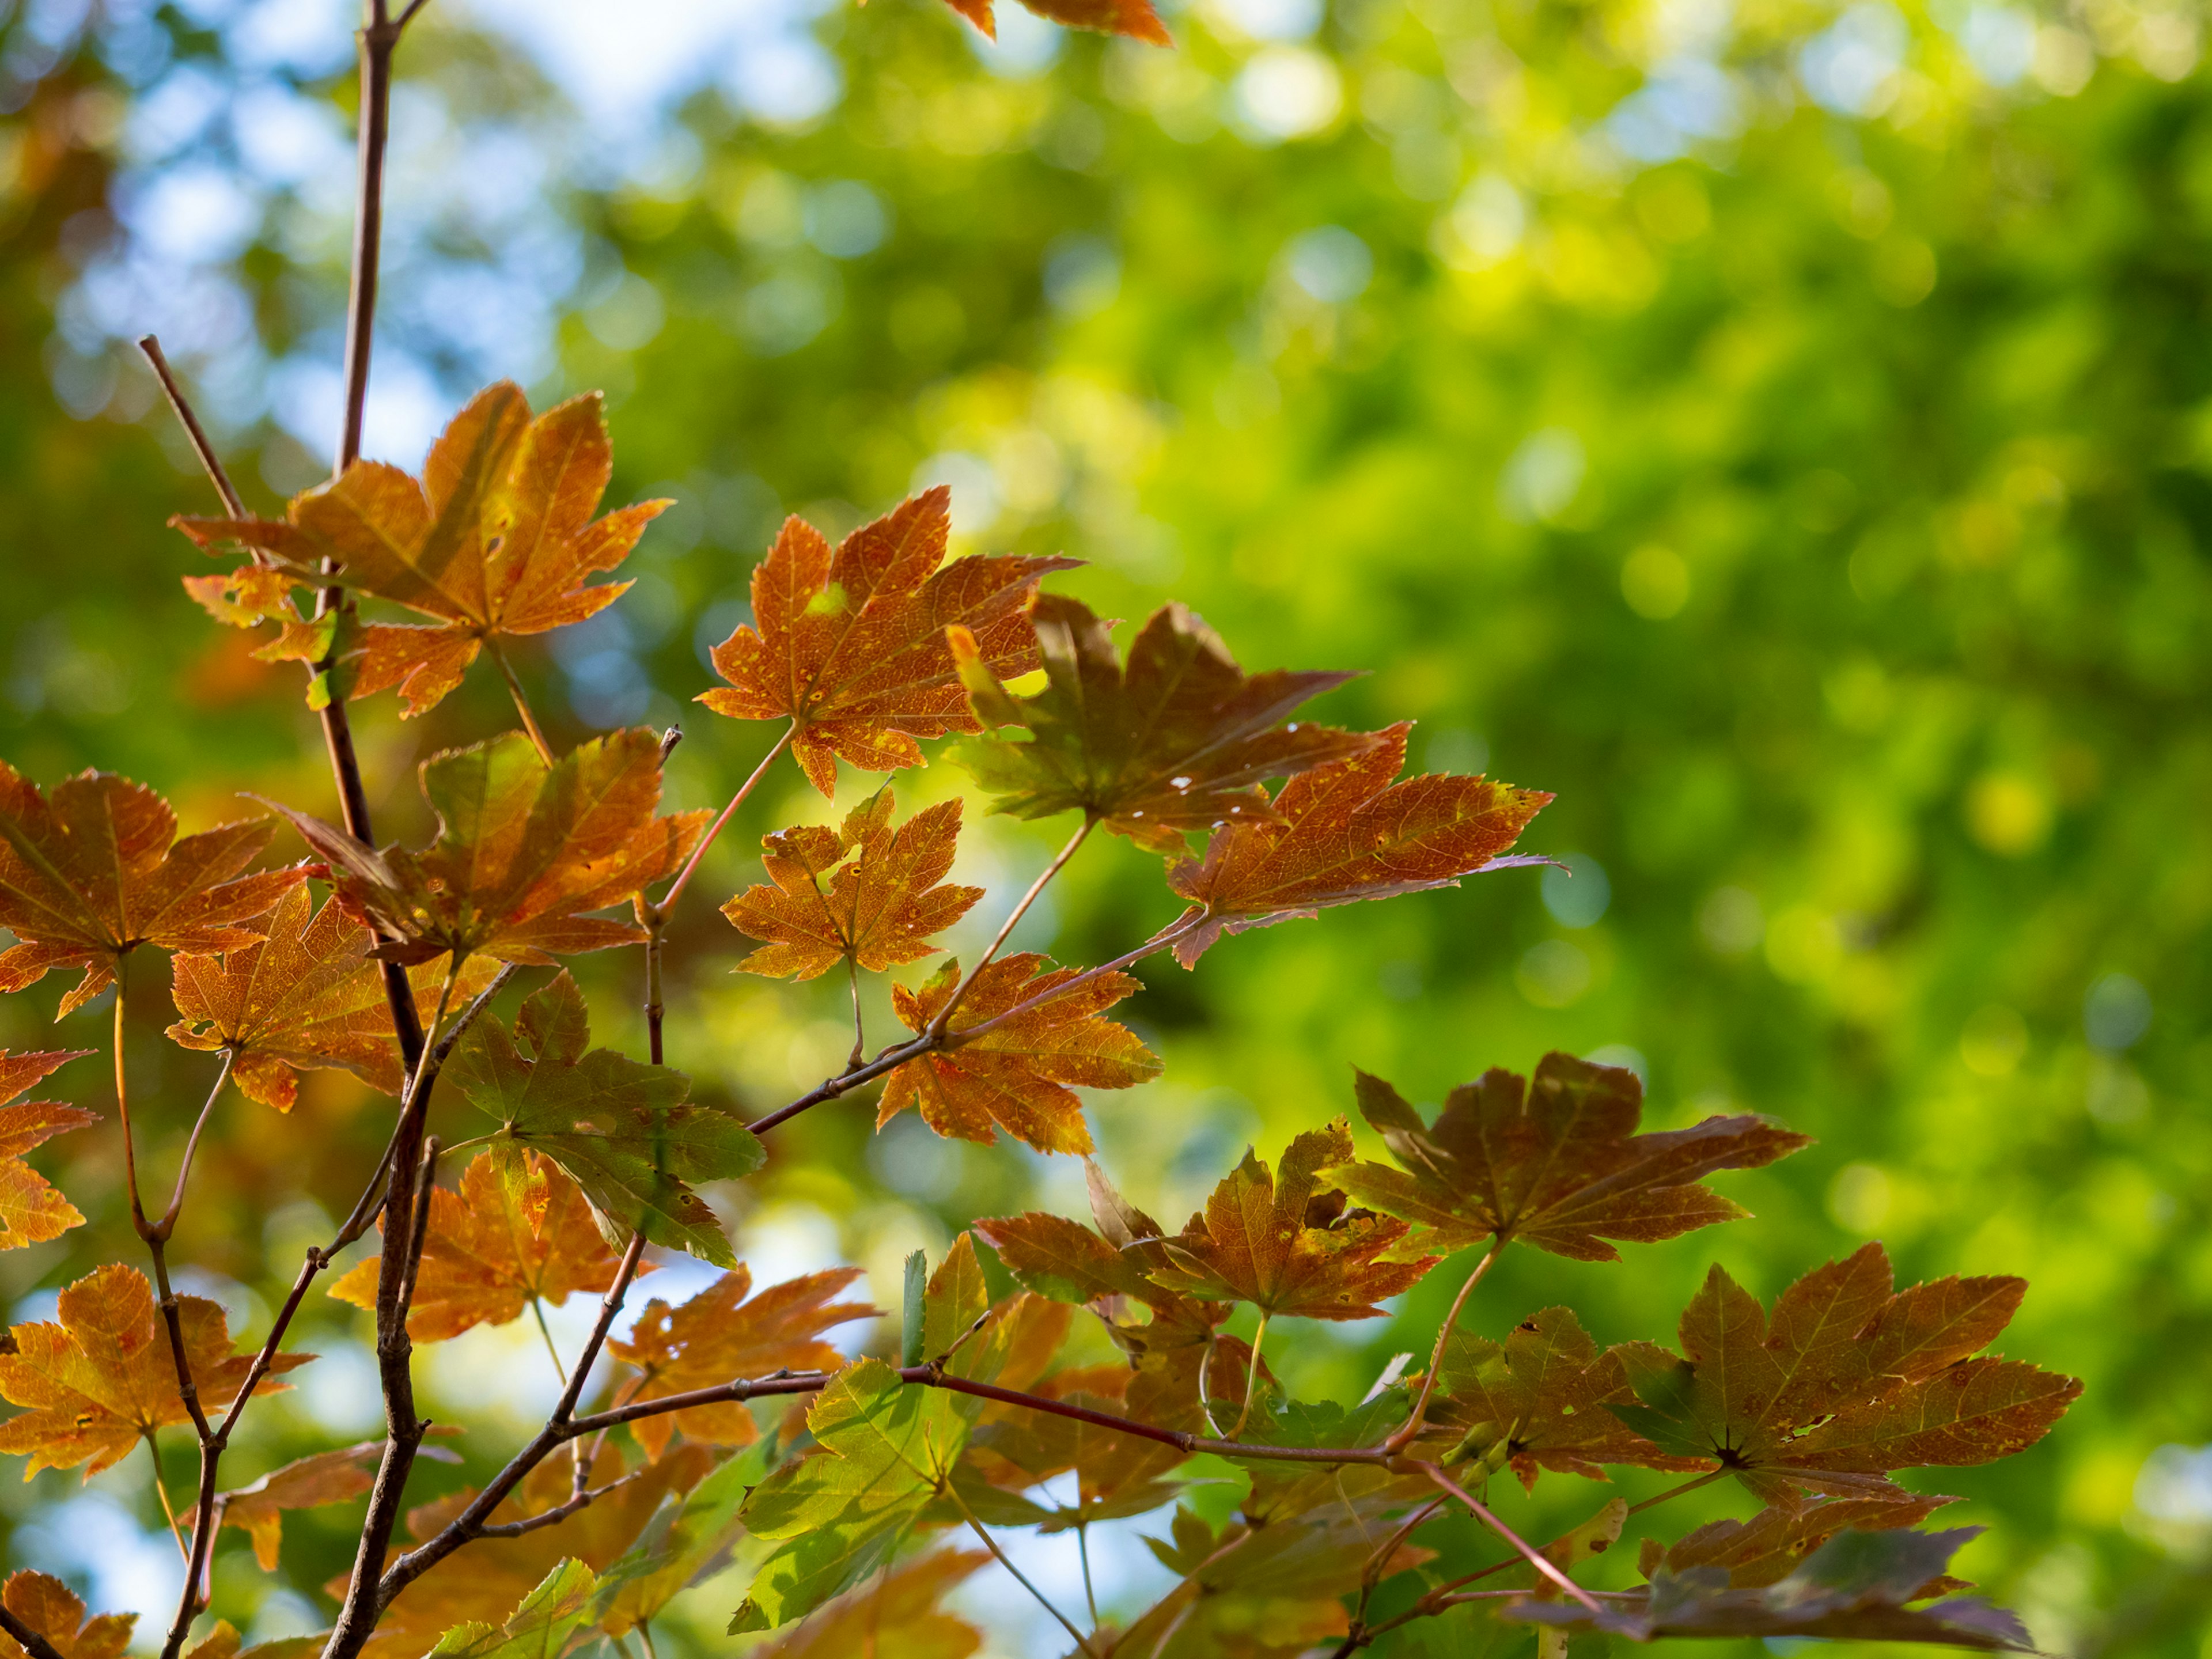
475;1469;645;1539
944;1479;1094;1658
652;721;794;915
1077;1522;1099;1627
395;1137;442;1316
484;640;555;766
926;816;1092;1038
1414;1461;1604;1616
137;336;245;518
1382;1236;1504;1456
1626;1468;1727;1517
0;1607;71;1659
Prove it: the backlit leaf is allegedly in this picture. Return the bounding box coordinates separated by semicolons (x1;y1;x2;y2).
950;594;1378;852
723;792;980;980
751;1547;987;1659
606;1264;876;1460
446;972;762;1266
0;1050;95;1251
1660;1493;1959;1589
1163;723;1552;965
0;763;300;1016
425;1559;598;1659
590;1444;767;1635
878;953;1160;1154
212;1438;419;1571
327;1149;652;1342
0;1263;309;1478
1607;1245;2081;1506
259;729;706;966
175;385;662;718
1331;1052;1810;1263
0;1571;133;1659
1145;1120;1438;1320
166;886;497;1110
699;487;1074;796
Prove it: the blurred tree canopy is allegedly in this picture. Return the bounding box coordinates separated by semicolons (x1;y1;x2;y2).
0;0;2207;1651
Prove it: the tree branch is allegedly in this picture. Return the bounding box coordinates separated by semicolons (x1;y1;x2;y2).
0;1608;71;1659
137;336;245;518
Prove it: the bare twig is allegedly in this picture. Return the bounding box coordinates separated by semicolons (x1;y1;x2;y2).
476;1469;646;1539
0;1607;71;1659
1381;1236;1504;1456
137;335;245;518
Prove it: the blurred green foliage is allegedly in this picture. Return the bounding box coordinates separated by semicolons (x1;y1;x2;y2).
0;0;2207;1651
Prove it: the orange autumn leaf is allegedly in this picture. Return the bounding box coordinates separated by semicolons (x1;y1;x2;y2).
699;487;1075;796
0;762;301;1016
173;384;664;718
327;1150;650;1342
207;1436;454;1571
0;1263;309;1478
607;1266;877;1460
878;953;1160;1155
1010;0;1170;44
0;1571;133;1659
1146;1120;1438;1320
753;1548;988;1659
722;791;980;981
0;1050;96;1251
166;886;497;1110
1164;722;1554;965
262;729;706;966
952;596;1380;853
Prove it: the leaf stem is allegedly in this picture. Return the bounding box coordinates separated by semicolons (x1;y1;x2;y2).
927;816;1093;1039
1228;1312;1269;1439
484;640;555;766
1625;1468;1726;1517
846;954;866;1070
944;1479;1094;1659
1382;1236;1504;1456
1078;1521;1099;1626
652;721;794;915
113;967;149;1237
144;1433;190;1560
529;1297;570;1387
137;336;245;518
155;1051;235;1243
1412;1461;1605;1615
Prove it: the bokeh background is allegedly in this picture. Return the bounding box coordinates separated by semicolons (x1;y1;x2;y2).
0;0;2206;1651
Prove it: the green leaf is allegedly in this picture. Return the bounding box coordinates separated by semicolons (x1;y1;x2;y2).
922;1232;987;1362
590;1443;768;1634
426;1559;597;1659
446;971;762;1267
900;1248;927;1368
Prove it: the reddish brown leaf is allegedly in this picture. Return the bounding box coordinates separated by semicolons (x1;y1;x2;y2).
1164;722;1552;965
606;1266;877;1460
1661;1493;1959;1589
699;488;1074;796
1146;1120;1438;1320
173;384;664;718
1331;1052;1810;1263
1609;1245;2082;1506
723;791;981;981
0;1572;133;1659
878;953;1160;1154
327;1150;651;1342
952;595;1380;853
166;886;497;1110
0;763;300;1016
1426;1305;1702;1490
0;1050;95;1251
0;1263;309;1478
261;729;706;965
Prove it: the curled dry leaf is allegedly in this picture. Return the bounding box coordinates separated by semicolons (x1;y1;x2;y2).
700;487;1074;796
0;762;300;1016
1608;1244;2082;1507
1164;722;1553;966
0;1050;95;1251
722;791;981;981
328;1149;652;1342
167;886;498;1109
952;594;1378;853
173;384;662;718
260;729;707;966
1331;1051;1811;1263
1145;1119;1438;1320
0;1263;310;1478
878;953;1160;1155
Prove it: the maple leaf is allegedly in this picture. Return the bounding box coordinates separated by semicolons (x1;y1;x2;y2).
209;1436;460;1571
1330;1052;1811;1263
0;1263;309;1478
0;1050;96;1251
590;1445;764;1636
698;487;1075;797
950;594;1380;853
1508;1527;2035;1652
166;887;498;1110
1163;723;1553;966
1143;1120;1437;1320
752;1548;987;1659
605;1264;876;1460
722;792;981;981
1607;1245;2082;1506
327;1149;653;1342
445;972;762;1266
262;729;704;968
937;0;1169;48
878;953;1160;1154
0;762;301;1016
181;1624;321;1659
426;1559;598;1659
967;1360;1190;1529
1657;1493;1958;1590
1422;1305;1700;1490
0;1572;133;1659
173;384;664;718
360;1443;711;1659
